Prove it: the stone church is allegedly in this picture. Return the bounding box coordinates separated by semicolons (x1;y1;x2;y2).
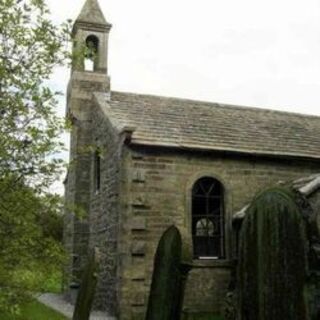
63;0;320;319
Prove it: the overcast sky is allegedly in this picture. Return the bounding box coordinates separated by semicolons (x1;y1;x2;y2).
46;0;320;193
48;0;320;115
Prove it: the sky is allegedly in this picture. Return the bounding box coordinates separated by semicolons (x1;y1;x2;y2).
46;0;320;193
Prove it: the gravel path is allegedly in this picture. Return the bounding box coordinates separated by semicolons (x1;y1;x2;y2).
37;293;116;320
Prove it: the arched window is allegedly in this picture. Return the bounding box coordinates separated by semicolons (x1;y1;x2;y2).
84;35;99;71
192;177;225;259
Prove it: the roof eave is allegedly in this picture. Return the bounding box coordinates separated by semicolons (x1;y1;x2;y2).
128;138;320;162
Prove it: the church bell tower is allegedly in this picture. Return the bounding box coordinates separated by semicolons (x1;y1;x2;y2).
72;0;112;76
64;0;111;291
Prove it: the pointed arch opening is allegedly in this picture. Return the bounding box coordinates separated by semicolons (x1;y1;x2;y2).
192;177;225;259
84;35;99;71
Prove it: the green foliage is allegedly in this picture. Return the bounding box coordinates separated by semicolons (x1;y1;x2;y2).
0;186;66;312
146;226;193;320
40;269;63;294
0;0;71;314
72;41;98;71
0;0;70;211
72;248;100;320
36;194;64;242
237;187;309;320
0;299;68;320
0;0;70;187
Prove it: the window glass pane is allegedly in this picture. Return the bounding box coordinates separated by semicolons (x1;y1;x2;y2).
209;182;221;196
208;198;221;215
207;238;220;257
192;196;206;216
211;218;221;235
199;178;213;194
192;183;202;196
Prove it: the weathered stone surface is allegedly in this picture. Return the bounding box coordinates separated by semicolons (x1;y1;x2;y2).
132;169;146;183
130;217;147;231
131;291;146;307
131;193;149;207
67;132;320;318
63;0;114;314
126;263;146;281
131;241;146;256
88;103;123;314
118;147;320;319
76;0;109;25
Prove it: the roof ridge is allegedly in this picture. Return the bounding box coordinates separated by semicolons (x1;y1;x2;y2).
110;90;320;119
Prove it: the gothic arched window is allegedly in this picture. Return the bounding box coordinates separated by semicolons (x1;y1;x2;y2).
84;35;99;71
192;177;225;259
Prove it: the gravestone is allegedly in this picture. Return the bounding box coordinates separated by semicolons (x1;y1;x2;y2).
146;226;192;320
237;188;309;320
72;247;100;320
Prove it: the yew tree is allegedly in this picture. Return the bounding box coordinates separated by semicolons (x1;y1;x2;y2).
0;0;70;313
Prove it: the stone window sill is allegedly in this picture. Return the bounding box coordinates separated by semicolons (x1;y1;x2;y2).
192;258;233;268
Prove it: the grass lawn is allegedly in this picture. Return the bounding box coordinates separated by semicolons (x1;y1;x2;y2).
0;299;68;320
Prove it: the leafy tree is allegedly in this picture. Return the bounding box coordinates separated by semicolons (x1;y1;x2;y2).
0;0;71;314
0;183;65;312
36;194;64;243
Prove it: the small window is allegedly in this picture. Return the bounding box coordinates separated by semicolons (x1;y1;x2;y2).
192;177;225;259
84;35;99;71
94;149;101;192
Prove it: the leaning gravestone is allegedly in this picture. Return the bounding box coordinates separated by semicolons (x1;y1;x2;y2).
294;176;320;320
72;247;100;320
145;225;193;320
237;187;309;320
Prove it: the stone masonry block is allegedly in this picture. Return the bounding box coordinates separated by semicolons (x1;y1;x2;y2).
131;241;146;256
131;307;145;320
132;169;146;183
132;193;148;207
125;264;146;281
131;291;146;306
130;217;147;231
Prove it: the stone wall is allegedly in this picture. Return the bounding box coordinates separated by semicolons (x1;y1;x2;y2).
63;71;109;293
66;84;320;318
116;145;320;320
89;101;125;315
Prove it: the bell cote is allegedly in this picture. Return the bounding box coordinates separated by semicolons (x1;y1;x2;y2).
72;0;112;74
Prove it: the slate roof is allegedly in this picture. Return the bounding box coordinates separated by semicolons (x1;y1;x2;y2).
94;91;320;160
